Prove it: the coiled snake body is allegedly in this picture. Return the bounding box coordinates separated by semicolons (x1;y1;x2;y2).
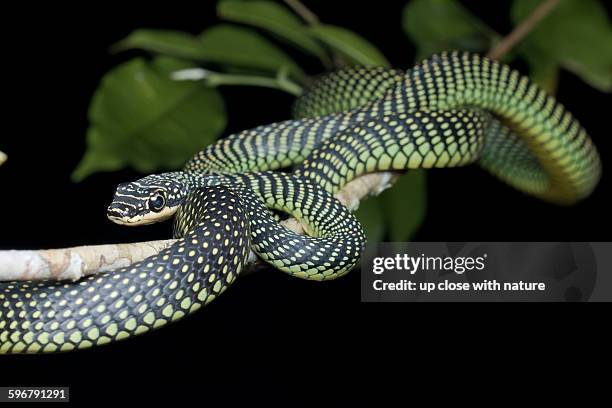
0;52;601;352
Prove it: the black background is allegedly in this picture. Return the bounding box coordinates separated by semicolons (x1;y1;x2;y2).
0;0;609;404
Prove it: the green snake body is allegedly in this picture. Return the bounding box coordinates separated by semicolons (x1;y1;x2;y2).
0;173;362;352
187;52;600;202
0;52;601;352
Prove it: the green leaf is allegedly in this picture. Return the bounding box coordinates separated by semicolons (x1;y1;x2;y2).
309;24;390;66
354;196;386;243
152;55;198;76
520;44;560;94
112;29;208;60
381;171;427;241
72;57;226;181
351;172;428;244
72;129;126;181
199;24;305;78
217;0;328;60
512;0;612;92
402;0;498;60
112;25;305;80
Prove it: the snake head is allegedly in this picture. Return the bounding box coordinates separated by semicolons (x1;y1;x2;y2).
107;172;191;226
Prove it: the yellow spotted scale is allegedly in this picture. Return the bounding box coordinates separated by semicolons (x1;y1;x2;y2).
0;52;601;353
0;187;251;353
1;179;364;353
188;52;600;203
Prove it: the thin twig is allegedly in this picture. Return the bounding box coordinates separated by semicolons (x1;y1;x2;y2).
0;172;400;281
204;71;303;96
171;68;303;96
487;0;560;60
282;0;336;70
283;0;320;25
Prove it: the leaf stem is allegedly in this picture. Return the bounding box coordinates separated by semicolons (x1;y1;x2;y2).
282;0;336;69
487;0;560;60
283;0;320;25
171;68;303;96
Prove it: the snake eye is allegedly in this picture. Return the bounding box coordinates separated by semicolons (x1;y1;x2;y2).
148;192;166;212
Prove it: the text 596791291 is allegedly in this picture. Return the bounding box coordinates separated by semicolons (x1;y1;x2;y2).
0;387;69;402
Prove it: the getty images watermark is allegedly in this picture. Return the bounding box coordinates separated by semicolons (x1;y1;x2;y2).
372;252;545;292
361;242;611;302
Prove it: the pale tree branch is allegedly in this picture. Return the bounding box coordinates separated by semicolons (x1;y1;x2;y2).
0;240;175;281
0;172;400;282
487;0;560;60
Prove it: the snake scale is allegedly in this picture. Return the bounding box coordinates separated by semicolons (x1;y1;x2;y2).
0;52;601;352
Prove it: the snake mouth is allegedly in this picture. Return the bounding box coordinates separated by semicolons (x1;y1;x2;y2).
106;205;145;226
107;216;143;226
107;205;177;226
107;208;140;226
